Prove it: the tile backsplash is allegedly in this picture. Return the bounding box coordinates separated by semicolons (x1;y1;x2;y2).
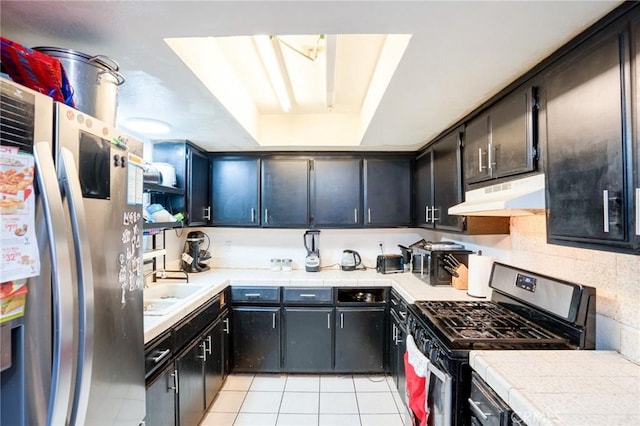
162;215;639;363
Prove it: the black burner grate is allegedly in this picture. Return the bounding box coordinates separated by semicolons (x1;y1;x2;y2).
414;300;567;345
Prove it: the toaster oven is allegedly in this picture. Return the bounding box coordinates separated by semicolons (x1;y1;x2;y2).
411;247;472;286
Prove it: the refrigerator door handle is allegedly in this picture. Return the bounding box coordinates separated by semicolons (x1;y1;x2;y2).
33;142;76;426
59;147;95;426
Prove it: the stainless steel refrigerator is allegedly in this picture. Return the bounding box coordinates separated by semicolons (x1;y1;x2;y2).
0;78;145;425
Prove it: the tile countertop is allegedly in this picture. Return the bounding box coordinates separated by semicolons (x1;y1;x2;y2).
469;350;640;426
143;267;476;344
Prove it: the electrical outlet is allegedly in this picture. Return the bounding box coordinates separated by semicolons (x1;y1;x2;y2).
224;241;232;253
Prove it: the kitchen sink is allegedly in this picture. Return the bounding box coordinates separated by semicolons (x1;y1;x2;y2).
143;284;205;315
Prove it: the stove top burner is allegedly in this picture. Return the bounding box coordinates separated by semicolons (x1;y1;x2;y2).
414;300;567;345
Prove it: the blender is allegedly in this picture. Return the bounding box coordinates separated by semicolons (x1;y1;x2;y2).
303;230;321;272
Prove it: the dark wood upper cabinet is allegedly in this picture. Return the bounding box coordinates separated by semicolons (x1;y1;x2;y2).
432;130;464;231
632;17;640;249
152;141;211;226
545;23;638;251
210;156;260;226
464;87;538;187
261;158;310;227
312;158;362;227
363;157;412;226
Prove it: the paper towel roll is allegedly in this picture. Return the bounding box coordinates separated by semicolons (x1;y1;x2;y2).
467;254;495;298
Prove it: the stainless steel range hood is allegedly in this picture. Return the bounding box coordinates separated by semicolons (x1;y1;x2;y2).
448;174;546;217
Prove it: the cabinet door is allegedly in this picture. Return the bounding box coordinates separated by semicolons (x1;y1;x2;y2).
176;339;205;426
335;308;385;372
145;364;177;426
432;130;464;231
187;147;211;226
363;158;412;226
221;310;231;378
414;151;433;227
211;157;260;226
490;87;537;179
283;307;333;372
632;18;640;247
232;307;281;372
203;320;224;410
261;159;309;227
313;159;361;226
464;113;491;185
545;29;629;244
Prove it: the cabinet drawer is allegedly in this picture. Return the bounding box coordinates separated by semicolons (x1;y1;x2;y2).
232;287;280;303
145;331;173;382
283;287;332;304
173;297;220;353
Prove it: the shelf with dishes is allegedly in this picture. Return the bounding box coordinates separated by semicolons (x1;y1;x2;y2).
142;182;184;195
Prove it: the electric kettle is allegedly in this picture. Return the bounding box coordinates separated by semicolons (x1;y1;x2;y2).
341;249;362;271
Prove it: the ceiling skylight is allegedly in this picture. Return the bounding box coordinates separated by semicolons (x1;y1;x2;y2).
164;33;411;147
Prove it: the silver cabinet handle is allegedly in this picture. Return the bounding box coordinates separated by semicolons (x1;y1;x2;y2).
170;369;179;394
272;312;276;329
251;208;256;223
636;188;640;235
34;142;75;426
59;147;95;426
468;398;489;421
198;341;207;361
223;318;230;334
340;312;344;329
392;323;397;343
367;208;371;223
425;206;431;223
264;209;269;224
603;190;610;233
489;143;497;169
244;293;261;298
204;206;211;220
206;335;212;355
354;208;358;223
299;294;316;298
431;206;439;222
327;312;331;329
151;349;171;364
478;147;485;172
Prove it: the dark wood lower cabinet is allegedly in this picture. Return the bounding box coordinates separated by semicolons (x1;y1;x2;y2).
335;307;386;372
144;364;177;426
283;307;333;372
204;320;224;409
232;307;281;372
176;338;206;426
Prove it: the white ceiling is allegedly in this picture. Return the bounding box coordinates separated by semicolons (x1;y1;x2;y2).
0;1;622;152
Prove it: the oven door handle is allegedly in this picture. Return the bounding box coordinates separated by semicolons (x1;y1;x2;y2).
468;398;489;421
426;359;453;426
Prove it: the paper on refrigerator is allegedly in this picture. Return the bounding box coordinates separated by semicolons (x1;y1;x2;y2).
0;145;40;282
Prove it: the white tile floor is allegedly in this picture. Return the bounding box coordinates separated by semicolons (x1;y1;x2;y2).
200;374;412;426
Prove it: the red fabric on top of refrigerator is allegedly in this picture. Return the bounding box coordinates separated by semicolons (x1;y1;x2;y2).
404;351;427;426
0;37;75;106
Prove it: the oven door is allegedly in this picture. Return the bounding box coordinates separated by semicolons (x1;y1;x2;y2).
426;360;452;426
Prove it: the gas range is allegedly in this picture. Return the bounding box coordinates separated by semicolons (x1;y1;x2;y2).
412;300;571;350
405;262;597;426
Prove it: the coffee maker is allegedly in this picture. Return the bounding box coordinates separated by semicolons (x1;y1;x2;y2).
303;230;320;272
182;231;211;272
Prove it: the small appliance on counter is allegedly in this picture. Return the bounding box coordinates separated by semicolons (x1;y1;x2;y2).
411;241;472;286
341;249;362;271
181;231;211;273
376;254;404;274
303;230;321;272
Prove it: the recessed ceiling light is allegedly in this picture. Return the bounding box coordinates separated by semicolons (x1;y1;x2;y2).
122;117;172;135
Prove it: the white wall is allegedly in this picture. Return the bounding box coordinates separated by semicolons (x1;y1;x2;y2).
162;216;640;363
